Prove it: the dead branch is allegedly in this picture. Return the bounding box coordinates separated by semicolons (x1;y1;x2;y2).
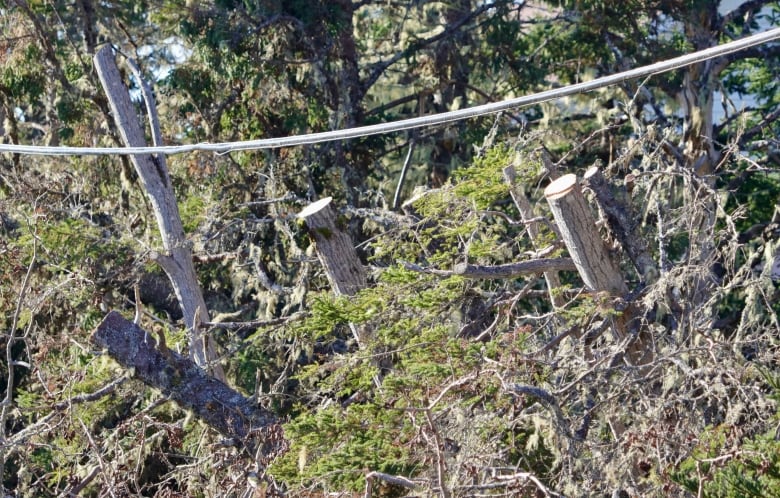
93;46;225;381
504;163;567;309
202;311;308;330
364;471;421;497
53;375;129;411
403;258;576;279
453;259;577;278
496;373;572;440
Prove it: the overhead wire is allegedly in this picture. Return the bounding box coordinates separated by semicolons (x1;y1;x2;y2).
1;27;779;157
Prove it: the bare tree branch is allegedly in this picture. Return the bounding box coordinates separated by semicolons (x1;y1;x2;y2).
93;46;225;380
403;258;577;279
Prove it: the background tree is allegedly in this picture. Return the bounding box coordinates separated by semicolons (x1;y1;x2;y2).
1;0;779;496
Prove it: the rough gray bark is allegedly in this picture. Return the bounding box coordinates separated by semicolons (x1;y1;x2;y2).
91;311;286;465
93;46;225;381
583;166;658;283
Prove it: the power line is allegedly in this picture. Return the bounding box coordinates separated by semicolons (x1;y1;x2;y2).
2;27;779;157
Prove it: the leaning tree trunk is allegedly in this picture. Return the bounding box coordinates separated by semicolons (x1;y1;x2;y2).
91;312;286;466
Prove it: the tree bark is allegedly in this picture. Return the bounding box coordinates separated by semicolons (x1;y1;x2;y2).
298;197;369;344
680;7;723;177
583;166;658;283
91;312;286;466
544;174;628;296
93;46;225;381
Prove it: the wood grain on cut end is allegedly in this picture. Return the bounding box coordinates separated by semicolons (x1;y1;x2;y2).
544;174;578;200
297;196;333;218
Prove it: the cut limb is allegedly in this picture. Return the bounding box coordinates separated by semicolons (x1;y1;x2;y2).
545;174;651;365
545;175;628;296
93;46;225;381
91;312;286;466
298;197;369;344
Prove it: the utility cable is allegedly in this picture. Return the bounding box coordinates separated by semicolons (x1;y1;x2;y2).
1;27;779;157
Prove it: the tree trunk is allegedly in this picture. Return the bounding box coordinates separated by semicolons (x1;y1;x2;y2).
91;311;286;466
680;7;723;177
298;197;369;344
93;46;225;381
678;8;725;316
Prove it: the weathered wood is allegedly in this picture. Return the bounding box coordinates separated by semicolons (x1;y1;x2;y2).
91;311;286;465
93;46;224;381
544;174;628;296
545;174;652;365
504;165;567;309
298;197;367;296
583;166;658;283
452;258;577;278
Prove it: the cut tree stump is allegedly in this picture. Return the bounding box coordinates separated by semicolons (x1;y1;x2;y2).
93;46;224;381
298;197;370;344
298;197;367;296
545;174;651;365
91;311;287;466
545;174;628;296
